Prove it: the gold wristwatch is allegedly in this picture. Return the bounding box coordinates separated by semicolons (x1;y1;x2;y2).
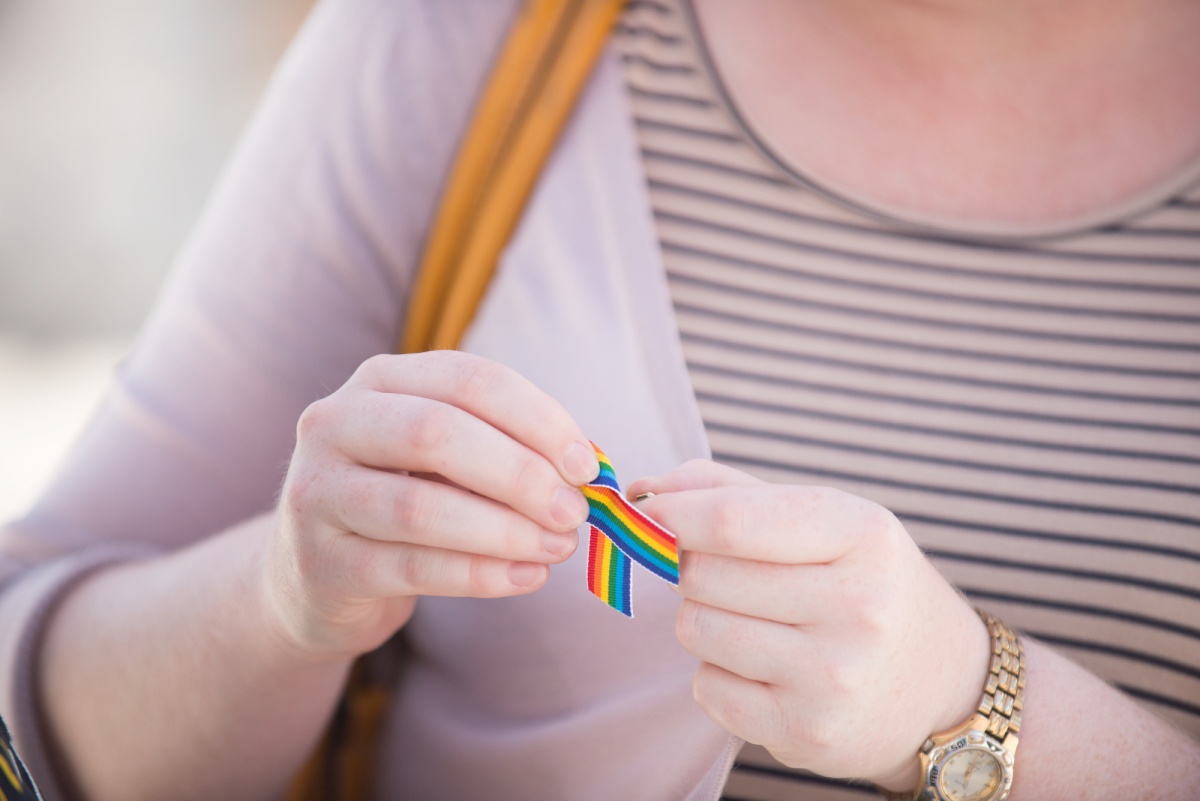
881;612;1023;801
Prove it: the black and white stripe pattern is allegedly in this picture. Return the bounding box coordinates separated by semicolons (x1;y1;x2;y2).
617;1;1200;798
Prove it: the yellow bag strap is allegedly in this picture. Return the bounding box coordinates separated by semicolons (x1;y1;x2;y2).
400;0;627;353
286;3;623;800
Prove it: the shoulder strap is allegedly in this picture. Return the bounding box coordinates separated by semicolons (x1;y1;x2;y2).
287;3;624;800
0;715;43;801
400;0;627;353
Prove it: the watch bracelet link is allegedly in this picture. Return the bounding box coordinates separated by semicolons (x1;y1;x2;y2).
978;612;1024;743
877;609;1024;801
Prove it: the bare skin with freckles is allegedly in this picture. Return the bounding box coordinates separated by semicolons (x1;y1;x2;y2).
629;460;1200;798
692;0;1200;229
266;351;598;658
266;352;595;661
631;461;988;790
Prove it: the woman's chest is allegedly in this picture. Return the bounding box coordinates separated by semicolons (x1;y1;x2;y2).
687;0;1200;233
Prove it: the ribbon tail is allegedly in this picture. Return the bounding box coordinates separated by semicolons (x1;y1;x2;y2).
587;525;633;617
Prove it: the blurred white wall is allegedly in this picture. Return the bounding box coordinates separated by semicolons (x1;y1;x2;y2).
0;0;313;337
0;0;313;521
0;338;128;520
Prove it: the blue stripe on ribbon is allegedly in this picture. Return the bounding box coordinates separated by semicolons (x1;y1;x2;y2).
589;503;679;584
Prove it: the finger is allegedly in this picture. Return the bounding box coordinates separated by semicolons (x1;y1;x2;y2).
626;458;760;499
678;551;832;624
638;485;881;564
321;466;578;563
333;392;590;532
692;662;784;747
322;533;550;600
352;352;599;485
676;599;801;685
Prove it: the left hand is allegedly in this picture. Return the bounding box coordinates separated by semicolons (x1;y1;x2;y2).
629;460;991;791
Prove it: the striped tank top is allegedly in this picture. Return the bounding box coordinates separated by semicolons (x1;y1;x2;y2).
615;1;1200;798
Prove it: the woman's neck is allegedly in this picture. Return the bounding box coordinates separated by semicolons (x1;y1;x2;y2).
690;0;1200;231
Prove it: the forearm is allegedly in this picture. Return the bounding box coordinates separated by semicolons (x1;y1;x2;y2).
38;514;351;801
1010;637;1199;800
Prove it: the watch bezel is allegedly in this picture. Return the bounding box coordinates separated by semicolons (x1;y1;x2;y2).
917;727;1014;801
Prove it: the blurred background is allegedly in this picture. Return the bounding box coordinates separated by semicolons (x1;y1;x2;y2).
0;0;314;521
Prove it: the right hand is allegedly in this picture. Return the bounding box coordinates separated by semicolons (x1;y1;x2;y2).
263;351;599;662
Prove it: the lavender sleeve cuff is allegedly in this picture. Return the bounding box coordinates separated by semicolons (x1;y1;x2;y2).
0;544;159;801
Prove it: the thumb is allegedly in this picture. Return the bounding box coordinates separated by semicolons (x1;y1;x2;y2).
626;458;760;499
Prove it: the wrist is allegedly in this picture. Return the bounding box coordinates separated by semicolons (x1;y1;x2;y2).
930;601;994;736
882;612;1024;801
874;757;922;795
857;580;992;792
870;600;989;792
256;560;353;673
256;517;416;667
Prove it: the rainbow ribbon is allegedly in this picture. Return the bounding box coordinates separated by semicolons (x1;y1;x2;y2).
582;443;679;617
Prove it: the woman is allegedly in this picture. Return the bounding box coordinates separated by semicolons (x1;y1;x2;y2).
1;0;1197;799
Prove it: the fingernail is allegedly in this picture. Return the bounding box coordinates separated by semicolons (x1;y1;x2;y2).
541;530;575;557
508;562;546;588
563;440;600;485
551;486;589;528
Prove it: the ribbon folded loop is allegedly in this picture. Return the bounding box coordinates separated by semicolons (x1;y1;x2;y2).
582;443;679;617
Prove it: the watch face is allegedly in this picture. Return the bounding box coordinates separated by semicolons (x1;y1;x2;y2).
936;747;1004;801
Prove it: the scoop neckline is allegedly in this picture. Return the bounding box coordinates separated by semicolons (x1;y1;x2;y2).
678;0;1200;243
